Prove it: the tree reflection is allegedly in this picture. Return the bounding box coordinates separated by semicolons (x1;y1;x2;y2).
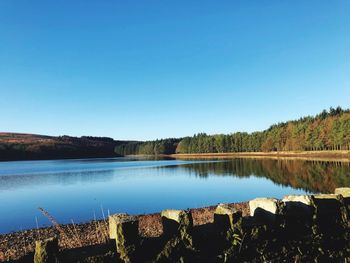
178;158;350;193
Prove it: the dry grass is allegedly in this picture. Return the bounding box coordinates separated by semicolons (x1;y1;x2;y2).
38;207;83;248
0;208;110;262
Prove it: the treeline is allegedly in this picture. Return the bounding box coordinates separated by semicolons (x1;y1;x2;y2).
115;138;181;155
116;107;350;155
0;133;127;161
177;107;350;153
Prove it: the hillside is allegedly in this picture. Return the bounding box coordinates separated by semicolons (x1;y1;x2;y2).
115;107;350;155
0;133;128;161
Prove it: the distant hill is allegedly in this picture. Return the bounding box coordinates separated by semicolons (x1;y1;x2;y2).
0;133;130;161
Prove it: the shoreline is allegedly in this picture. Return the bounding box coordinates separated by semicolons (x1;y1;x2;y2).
0;202;249;262
0;150;349;163
166;150;350;162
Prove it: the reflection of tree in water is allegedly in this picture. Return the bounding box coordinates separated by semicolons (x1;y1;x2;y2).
179;159;350;193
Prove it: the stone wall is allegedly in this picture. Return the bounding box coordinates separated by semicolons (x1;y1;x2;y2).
20;187;350;262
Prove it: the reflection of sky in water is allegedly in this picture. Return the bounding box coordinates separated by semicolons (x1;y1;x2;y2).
0;157;207;177
0;157;333;233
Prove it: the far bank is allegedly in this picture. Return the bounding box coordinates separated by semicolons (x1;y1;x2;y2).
125;150;350;161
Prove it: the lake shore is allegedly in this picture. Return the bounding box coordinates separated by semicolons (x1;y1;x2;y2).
166;150;350;161
0;202;249;262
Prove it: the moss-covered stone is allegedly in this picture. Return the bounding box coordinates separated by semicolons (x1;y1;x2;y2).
281;195;314;236
335;188;350;228
249;198;278;216
249;198;282;225
214;203;242;230
34;237;59;263
155;210;196;262
161;209;193;241
109;214;139;263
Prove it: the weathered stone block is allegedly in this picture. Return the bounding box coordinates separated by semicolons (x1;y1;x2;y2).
314;194;340;200
161;209;194;253
311;194;347;233
109;213;129;239
161;209;193;237
282;195;312;206
282;195;313;216
34;237;59;263
109;213;139;262
161;210;185;223
335;188;350;226
249;198;280;224
312;194;342;214
281;195;314;236
214;203;242;230
249;198;278;215
335;188;350;198
335;188;350;206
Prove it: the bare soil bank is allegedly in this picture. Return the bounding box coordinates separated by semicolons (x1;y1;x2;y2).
169;150;350;161
0;202;248;262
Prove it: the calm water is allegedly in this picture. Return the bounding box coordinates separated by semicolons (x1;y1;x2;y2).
1;157;349;234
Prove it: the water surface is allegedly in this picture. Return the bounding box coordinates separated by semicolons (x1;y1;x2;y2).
1;157;349;234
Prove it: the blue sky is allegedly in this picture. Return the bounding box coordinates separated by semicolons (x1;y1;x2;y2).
1;1;349;140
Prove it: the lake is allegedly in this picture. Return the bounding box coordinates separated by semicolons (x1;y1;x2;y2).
1;157;349;234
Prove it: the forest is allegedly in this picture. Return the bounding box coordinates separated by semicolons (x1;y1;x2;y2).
115;107;350;155
0;133;128;161
114;138;180;156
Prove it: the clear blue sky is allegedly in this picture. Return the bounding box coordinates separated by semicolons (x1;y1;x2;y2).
1;1;349;140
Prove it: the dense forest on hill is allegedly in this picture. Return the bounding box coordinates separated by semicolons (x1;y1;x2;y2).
115;107;350;155
0;133;127;161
